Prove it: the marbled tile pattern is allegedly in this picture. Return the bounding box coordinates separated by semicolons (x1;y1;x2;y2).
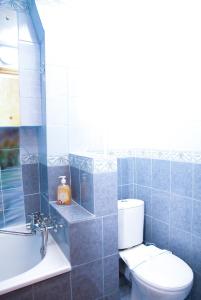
117;156;201;299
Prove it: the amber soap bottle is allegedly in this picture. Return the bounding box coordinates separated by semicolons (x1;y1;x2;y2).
57;176;71;205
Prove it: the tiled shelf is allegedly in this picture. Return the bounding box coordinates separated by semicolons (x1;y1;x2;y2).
50;200;95;224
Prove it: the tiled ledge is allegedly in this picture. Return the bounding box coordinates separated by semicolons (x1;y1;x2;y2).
50;200;95;224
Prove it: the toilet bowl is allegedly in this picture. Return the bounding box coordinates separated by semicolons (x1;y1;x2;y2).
118;199;193;300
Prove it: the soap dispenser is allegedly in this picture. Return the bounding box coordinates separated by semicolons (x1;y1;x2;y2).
57;176;71;205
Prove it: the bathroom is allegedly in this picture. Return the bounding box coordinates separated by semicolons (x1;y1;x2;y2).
0;0;201;299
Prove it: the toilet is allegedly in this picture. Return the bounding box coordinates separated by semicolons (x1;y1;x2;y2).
118;199;193;300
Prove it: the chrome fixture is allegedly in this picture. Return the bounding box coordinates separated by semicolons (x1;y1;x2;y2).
0;212;63;258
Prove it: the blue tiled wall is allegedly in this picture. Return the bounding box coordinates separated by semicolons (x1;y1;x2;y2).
118;156;201;300
0;128;40;228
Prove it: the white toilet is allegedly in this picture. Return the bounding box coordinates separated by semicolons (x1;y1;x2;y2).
118;199;193;300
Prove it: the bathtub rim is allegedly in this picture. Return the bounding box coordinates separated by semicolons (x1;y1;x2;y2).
0;226;71;295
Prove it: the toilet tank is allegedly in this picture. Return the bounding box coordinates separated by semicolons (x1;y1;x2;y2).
118;199;144;250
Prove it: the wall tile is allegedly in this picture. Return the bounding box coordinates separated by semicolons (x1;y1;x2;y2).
151;219;169;249
24;194;40;220
193;164;201;201
70;218;102;266
136;185;151;216
151;189;170;223
4;207;25;227
80;170;94;213
144;215;152;243
3;186;24;210
94;172;117;216
171;162;192;197
104;254;119;296
152;159;170;192
121;184;134;200
70;166;81;205
40;195;50;217
103;214;118;256
191;235;201;274
49;205;70;260
169;227;191;264
33;273;71;300
119;158;134;185
136;158;151;187
39;163;48;196
22;164;39;195
1;168;22;190
192;200;201;236
48;165;70;201
170;194;192;232
71;259;103;300
0;211;4;228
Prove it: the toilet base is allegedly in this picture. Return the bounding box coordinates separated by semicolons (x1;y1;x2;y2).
131;274;192;300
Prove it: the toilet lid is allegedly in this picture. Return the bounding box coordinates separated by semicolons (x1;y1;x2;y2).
133;252;193;291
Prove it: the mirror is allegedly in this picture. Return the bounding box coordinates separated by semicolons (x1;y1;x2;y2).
0;8;20;126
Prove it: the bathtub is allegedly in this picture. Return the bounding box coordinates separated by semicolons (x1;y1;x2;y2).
0;225;71;296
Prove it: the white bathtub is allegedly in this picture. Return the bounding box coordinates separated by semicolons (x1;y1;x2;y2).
0;225;71;295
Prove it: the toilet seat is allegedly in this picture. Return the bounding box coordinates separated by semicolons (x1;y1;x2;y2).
119;244;193;293
133;252;193;292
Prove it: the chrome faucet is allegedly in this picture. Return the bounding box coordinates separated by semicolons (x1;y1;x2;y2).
0;212;63;258
27;212;63;257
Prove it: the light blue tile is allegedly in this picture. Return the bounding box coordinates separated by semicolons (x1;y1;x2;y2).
144;215;152;243
121;184;134;199
94;172;117;216
171;162;192;197
191;235;201;274
136;185;151;216
103;214;118;256
1;168;22;190
104;254;119;296
118;186;122;200
71;259;103;300
49;205;70;260
3;187;24;210
120;158;134;185
80;170;94;213
152;219;169;249
70;166;81;205
70;218;102;266
193;164;201;201
5;207;25;227
0;211;4;228
136;158;151;187
152;159;170;192
192;200;201;236
169;227;191;264
151;189;170;223
170;194;192;232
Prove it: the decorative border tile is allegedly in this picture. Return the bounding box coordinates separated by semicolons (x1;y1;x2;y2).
20;153;39;164
135;148;152;159
47;154;69;166
192;152;201;164
171;151;192;163
93;157;117;174
151;150;171;161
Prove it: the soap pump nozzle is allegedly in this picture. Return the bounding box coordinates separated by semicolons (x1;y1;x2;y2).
59;176;66;185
